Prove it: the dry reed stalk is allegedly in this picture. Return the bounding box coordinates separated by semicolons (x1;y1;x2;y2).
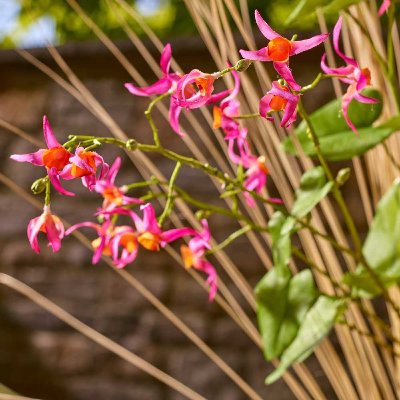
0;171;265;400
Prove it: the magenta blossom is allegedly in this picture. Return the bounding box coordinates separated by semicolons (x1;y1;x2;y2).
109;227;139;269
28;206;65;254
180;220;217;300
242;155;269;207
379;0;391;15
95;157;143;211
321;17;378;134
213;69;242;138
125;43;179;97
170;69;232;136
60;146;109;191
259;82;300;128
239;10;328;90
10;116;74;196
66;218;114;264
101;203;195;252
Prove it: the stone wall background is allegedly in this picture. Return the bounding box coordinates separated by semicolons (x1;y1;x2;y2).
0;37;350;400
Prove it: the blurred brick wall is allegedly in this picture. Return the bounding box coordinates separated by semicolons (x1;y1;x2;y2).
0;38;340;400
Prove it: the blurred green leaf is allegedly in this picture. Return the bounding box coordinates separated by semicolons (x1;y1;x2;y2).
343;181;400;298
282;89;394;161
265;296;346;384
292;167;333;217
268;212;296;266
256;266;319;361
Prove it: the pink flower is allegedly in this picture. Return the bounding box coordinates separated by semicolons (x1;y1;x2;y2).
95;157;143;211
125;43;180;97
180;220;218;300
379;0;391;16
102;203;195;252
239;10;328;90
109;227;139;269
66;218;114;264
170;69;231;136
259;82;300;128
321;17;378;134
27;206;65;253
213;69;242;138
10;116;74;196
60;146;109;191
242;155;269;207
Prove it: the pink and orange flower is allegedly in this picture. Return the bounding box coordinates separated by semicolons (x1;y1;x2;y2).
259;81;300;128
95;157;143;211
180;219;217;300
10;116;74;196
28;206;65;253
321;17;378;134
240;10;328;90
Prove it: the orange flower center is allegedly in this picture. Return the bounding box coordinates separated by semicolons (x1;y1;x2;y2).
71;151;97;178
42;147;70;171
138;231;161;251
213;106;222;129
119;232;138;253
267;37;292;63
361;68;372;85
257;156;269;175
103;187;124;206
91;237;112;256
180;244;194;269
270;85;290;111
194;76;213;96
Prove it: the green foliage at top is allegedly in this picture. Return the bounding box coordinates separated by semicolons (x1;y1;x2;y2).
2;0;368;48
281;88;400;161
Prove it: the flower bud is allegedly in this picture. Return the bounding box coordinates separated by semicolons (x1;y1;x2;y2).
336;168;351;186
31;177;48;195
235;59;253;72
126;139;138;151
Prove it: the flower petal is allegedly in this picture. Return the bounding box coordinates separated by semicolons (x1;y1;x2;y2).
108;157;122;184
273;62;301;90
291;34;329;55
160;43;172;74
379;0;391;16
43;116;61;149
239;48;271;62
332;17;358;67
169;98;185;137
10;149;45;166
161;227;195;246
27;215;46;254
48;168;75;196
254;10;280;40
125;77;171;97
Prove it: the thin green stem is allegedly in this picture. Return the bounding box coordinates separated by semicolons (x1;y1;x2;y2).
44;178;51;206
145;92;171;147
207;225;252;255
234;113;260;120
158;162;182;226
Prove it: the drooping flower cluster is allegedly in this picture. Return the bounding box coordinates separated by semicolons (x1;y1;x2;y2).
125;44;230;136
10;116;109;196
321;17;378;134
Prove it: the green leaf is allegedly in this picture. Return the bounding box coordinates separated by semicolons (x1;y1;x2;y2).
286;0;362;27
282;89;391;161
268;212;296;266
284;127;393;161
265;296;346;384
343;181;400;298
295;88;383;138
292;167;333;217
255;266;319;360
